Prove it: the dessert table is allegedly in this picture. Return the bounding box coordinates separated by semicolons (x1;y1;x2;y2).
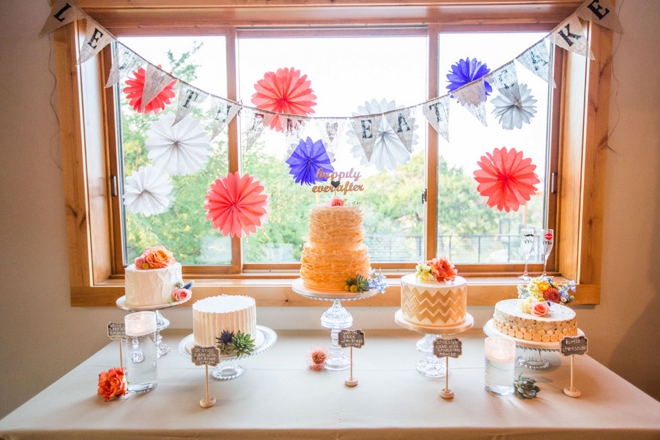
1;329;660;439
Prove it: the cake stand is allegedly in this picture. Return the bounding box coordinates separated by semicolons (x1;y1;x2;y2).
395;310;474;378
483;319;585;370
292;278;378;371
178;325;277;380
116;295;190;358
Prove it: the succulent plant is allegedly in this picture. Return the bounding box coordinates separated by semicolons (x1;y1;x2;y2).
514;373;541;399
230;331;256;358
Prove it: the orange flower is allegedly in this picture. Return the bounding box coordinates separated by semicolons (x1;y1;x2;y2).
429;257;457;282
327;196;345;207
139;245;176;269
543;287;561;303
306;345;328;371
98;367;127;402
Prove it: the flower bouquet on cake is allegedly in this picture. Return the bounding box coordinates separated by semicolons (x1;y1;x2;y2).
517;276;575;317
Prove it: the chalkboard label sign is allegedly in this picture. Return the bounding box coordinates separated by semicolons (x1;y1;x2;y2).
561;336;588;356
339;329;365;348
107;322;125;340
191;346;220;366
433;338;462;358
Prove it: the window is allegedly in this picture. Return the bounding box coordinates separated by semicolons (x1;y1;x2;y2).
55;1;610;307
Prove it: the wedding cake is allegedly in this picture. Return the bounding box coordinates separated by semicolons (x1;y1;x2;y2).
192;295;257;347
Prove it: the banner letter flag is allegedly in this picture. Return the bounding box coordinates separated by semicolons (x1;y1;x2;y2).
141;64;178;112
487;62;521;102
350;115;382;162
39;0;87;37
106;43;145;88
384;108;416;153
280;116;309;155
174;84;209;126
453;80;488;127
315;119;346;151
243;109;276;151
550;14;595;60
210;96;240;140
516;40;554;86
78;19;114;64
576;0;622;33
423;96;450;142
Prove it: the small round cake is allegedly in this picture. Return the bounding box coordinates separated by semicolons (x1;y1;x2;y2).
124;262;183;307
493;299;577;342
400;274;467;327
192;295;257;347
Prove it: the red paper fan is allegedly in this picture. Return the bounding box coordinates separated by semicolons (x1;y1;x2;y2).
204;172;269;238
473;147;540;213
251;67;317;132
123;67;176;114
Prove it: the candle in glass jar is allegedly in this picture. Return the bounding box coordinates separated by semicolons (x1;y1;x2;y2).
484;337;516;396
125;311;157;337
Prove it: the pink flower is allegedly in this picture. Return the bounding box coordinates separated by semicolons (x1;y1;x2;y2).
327;196;345;207
531;301;550;317
170;288;191;303
134;255;148;270
306;345;328;370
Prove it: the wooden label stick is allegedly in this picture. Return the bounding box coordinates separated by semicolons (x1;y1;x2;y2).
107;322;126;369
192;345;220;407
560;335;588;398
339;329;365;387
433;337;462;399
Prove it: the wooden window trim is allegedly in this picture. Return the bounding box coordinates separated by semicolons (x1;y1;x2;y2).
54;1;610;307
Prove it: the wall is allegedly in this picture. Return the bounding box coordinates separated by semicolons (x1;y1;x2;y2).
0;0;658;420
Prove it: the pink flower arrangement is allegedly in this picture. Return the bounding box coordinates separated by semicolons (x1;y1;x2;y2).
530;301;550;317
170;288;191;304
428;257;458;282
97;367;127;402
306;345;328;370
327;196;345;207
134;245;176;270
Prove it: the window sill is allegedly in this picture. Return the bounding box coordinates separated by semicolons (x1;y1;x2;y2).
71;275;599;307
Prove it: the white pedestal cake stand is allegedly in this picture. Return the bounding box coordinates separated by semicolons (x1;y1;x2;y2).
179;326;277;380
395;310;474;378
116;295;191;358
292;278;378;371
483;319;586;370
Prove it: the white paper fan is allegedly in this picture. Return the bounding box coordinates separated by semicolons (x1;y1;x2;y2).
346;99;417;172
123;164;173;217
145;112;212;176
491;84;537;130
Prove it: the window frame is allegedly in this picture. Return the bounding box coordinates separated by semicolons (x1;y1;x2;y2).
54;0;609;307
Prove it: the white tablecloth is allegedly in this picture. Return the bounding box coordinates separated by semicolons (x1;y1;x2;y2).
1;329;659;439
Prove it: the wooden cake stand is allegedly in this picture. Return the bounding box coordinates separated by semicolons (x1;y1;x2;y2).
395;310;474;378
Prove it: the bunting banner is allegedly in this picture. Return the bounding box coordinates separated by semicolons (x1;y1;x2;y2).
174;83;209;126
210;96;240;140
39;0;622;147
550;14;595;60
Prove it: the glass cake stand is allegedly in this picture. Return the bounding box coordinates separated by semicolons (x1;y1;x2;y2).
116;295;191;358
395;310;474;378
483;319;586;370
178;325;277;380
292;278;378;371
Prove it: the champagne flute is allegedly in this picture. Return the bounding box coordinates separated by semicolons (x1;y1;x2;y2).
519;228;535;281
541;229;554;276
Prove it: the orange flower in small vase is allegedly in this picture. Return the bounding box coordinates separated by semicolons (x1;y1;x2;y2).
98;367;128;402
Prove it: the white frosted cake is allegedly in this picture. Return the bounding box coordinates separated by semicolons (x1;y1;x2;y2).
493;299;577;342
400;274;467;327
124;262;183;307
192;295;257;347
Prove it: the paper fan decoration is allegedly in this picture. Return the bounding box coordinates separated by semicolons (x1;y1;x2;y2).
204;172;269;238
145;112;211;176
286;137;334;186
251;67;317;132
473;147;540;213
123;67;176;114
123;164;173;217
446;58;492;100
346;99;417;172
491;84;538;130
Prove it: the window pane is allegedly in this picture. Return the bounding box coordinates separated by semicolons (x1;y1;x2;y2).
436;32;550;264
239;34;427;264
117;36;231;266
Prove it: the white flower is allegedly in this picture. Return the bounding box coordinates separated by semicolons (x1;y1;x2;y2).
123;164;173;217
346;99;418;172
491;84;537;130
145;112;211;176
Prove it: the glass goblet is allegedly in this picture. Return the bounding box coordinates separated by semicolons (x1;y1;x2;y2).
519;228;535;281
541;229;554;276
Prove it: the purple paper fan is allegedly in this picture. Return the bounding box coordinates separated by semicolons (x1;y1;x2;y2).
446;57;493;97
286;137;334;186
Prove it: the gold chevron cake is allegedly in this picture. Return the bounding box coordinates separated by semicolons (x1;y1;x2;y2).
400;274;467;327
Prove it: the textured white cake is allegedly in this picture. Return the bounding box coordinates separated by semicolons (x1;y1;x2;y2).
492;299;578;342
124;262;183;307
192;295;257;347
